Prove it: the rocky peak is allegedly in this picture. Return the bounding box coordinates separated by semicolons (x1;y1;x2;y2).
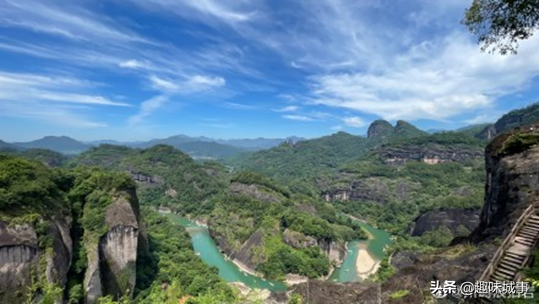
472;128;539;242
394;120;426;138
367;120;393;139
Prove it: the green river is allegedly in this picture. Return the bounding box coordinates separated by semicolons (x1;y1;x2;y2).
166;213;391;291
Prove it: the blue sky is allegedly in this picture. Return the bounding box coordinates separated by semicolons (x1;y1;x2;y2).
1;0;539;141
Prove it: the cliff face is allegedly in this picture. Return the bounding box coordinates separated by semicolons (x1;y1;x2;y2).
472;143;539;242
380;145;483;165
0;218;72;304
411;208;480;236
367;120;393;140
84;193;142;303
322;178;418;204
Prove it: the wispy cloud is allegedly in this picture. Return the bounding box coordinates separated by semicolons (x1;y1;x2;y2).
128;95;168;126
223;102;255;110
282;115;314;122
309;32;539;121
273;105;299;112
0;71;122;127
0;0;150;44
342;116;365;127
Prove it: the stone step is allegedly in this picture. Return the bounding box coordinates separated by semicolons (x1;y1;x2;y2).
522;226;539;232
491;274;505;282
500;259;522;269
520;229;538;236
524;222;539;229
498;263;518;274
516;235;536;243
493;270;513;281
504;256;525;265
515;238;534;246
522;224;539;231
495;266;515;277
518;232;536;239
505;252;526;262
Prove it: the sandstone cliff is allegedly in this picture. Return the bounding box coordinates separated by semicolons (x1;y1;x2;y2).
411;208;480;237
472;130;539;242
0;218;72;304
84;191;143;303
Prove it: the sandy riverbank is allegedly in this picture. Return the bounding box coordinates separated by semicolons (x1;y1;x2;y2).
285;274;308;286
356;243;381;280
230;258;262;277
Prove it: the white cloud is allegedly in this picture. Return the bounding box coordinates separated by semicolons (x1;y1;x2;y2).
223;102;255;110
282;115;314;122
128;95;168;126
273;106;299;112
188;75;226;87
0;71;120;127
331;125;343;130
119;60;145;69
342;116;365;127
0;0;150;44
309;32;539;121
127;0;257;25
149;76;179;92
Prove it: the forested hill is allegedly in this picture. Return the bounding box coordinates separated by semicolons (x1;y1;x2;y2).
235;120;484;184
68;144;228;215
234;131;371;183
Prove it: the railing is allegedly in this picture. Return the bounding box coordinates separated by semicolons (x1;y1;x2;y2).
478;202;539;282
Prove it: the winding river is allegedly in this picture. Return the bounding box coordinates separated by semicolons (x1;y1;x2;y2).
329;220;392;282
165;213;391;291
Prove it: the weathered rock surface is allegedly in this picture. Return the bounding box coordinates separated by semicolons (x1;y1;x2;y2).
379;145;483;165
285;244;494;303
472;144;539;242
322;178;391;203
390;250;419;272
231;228;265;270
0;218;72;304
318;239;346;267
229;182;281;203
282;229;317;249
411;208;481;237
368;120;394;140
84;193;142;303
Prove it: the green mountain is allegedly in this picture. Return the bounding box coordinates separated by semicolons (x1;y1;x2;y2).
6;148;68;167
13;136;90;155
135;135;247;159
236;121;428;185
367;119;426;141
455;123;493;138
476;102;539;139
70;144;227;214
236;131;371;184
0;139;19;151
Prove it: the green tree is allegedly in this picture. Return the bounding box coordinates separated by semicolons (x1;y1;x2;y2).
463;0;539;54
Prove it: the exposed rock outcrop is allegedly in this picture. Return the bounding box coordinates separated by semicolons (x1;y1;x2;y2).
380;145;483;165
322;178;407;204
229;182;281;203
319;239;346;267
472;137;539;242
367;120;394;140
287;244;495;303
411;208;481;237
84;193;142;303
282;229;317;249
0;218;72;304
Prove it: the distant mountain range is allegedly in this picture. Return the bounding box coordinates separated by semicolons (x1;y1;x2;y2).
3;116;513;158
1;134;305;158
